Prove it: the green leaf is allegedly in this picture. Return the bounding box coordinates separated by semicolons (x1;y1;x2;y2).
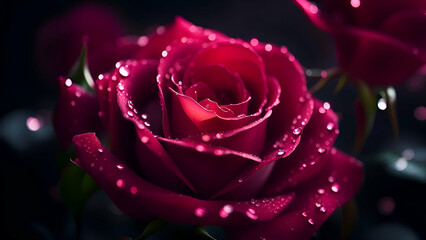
59;161;98;218
68;43;94;92
193;226;217;240
334;74;347;94
371;152;426;184
135;219;168;240
354;80;377;155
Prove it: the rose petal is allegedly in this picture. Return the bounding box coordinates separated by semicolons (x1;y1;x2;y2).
157;136;263;198
224;150;363;240
185;81;219;103
73;133;295;225
253;42;313;161
261;99;340;196
115;61;197;193
135;16;228;60
53;77;101;149
184;40;268;113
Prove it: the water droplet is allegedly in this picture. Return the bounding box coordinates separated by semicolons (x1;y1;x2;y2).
309;4;318;14
308;218;315;225
118;83;125;91
317;188;325;195
323;102;330;110
315;203;321;208
195;144;206;152
320;207;327;213
276;150;285;156
98;111;104;117
246;208;258;220
65;78;72;87
331;183;340;193
326;122;335;131
70;100;76;107
328;176;335;183
377;98;387;110
116;179;125;188
238;178;243;183
250;38;259;46
293;127;302;137
350;0;361;8
116;164;125;170
127;111;134;117
161;50;168;57
144;121;151;127
214;149;224;156
118;66;130;78
97;148;103;153
194;207;206;217
318;107;326;114
302;211;308;217
138;36;149;47
26;116;42;131
317;147;327;155
130;186;138;195
156;26;166;35
141;114;148;119
298;97;305;103
201;134;211;142
265;44;272;52
75;92;81;98
98;74;104;80
219;204;234;218
141;136;150;144
395;158;408;171
208;33;216;41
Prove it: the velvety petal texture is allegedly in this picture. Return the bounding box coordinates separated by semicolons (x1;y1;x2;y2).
293;0;426;86
51;16;364;240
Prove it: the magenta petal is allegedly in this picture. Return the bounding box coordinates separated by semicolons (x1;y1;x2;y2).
224;150;363;240
184;41;268;113
157;136;262;198
115;63;197;193
135;16;228;60
261;99;340;196
73;133;295;225
253;42;314;162
53;77;101;149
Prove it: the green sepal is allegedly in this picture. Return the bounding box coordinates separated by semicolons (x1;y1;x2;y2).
68;43;94;92
193;226;217;240
135;219;168;240
59;160;98;225
354;80;377;155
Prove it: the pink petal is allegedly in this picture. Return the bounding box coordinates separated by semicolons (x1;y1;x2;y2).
224;150;363;240
73;133;295;226
53;77;101;149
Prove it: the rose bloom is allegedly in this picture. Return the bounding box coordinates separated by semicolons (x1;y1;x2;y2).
293;0;426;86
53;15;363;239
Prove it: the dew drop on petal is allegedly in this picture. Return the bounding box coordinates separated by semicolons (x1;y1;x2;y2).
118;83;125;91
70;101;76;107
219;204;234;218
195;144;206;152
293;127;303;137
156;26;166;35
277;149;285;156
309;4;318;14
161;50;168;57
141;114;148;119
65;78;72;87
127;111;134;117
326;122;335;131
320;207;327;213
265;44;272;52
317;147;327;155
201;134;211;142
75;92;81;98
137;36;149;47
194;207;206;217
250;38;259;46
246;208;258;220
317;188;325;195
350;0;361;8
97;148;103;153
141;136;150;144
302;211;308;217
308;218;315;225
331;183;340;193
26;116;42;131
328;176;335;183
116;164;125;170
323;102;330;110
118;66;130;78
116;179;125;188
130;186;138;195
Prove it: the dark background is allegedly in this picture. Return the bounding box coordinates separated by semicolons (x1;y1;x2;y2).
1;0;425;239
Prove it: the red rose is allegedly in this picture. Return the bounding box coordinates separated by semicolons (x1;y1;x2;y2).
293;0;426;86
54;17;363;239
